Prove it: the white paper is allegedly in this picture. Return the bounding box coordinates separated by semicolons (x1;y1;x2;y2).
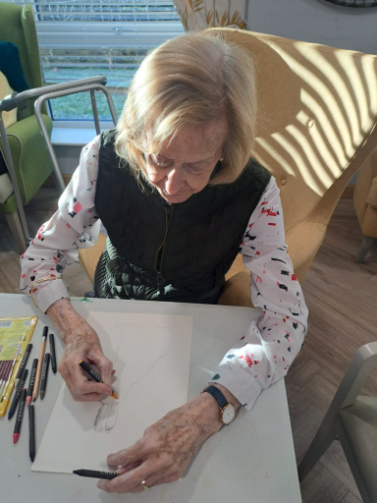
32;312;193;473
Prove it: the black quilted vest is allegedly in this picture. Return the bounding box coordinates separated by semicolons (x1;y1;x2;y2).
93;129;271;303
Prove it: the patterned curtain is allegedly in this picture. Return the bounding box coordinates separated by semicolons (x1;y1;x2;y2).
173;0;247;31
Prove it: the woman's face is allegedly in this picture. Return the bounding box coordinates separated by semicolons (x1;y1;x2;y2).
144;118;227;204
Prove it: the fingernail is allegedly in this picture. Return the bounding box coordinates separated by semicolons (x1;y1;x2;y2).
97;481;104;490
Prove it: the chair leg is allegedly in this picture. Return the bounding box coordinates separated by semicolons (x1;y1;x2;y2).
5;212;26;254
336;419;372;503
355;236;375;263
298;421;337;481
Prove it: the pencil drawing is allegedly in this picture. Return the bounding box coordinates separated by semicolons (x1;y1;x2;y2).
94;402;119;432
92;323;174;433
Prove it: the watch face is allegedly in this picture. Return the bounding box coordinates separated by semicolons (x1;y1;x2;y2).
221;404;236;425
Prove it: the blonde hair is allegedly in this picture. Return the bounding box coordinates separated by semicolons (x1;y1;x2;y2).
115;30;258;185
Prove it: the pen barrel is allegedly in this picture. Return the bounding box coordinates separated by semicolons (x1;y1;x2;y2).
49;334;57;373
73;470;118;480
14;389;27;434
27;360;38;397
40;354;50;397
15;344;32;380
79;360;103;383
33;337;47;400
29;405;35;459
8;369;28;419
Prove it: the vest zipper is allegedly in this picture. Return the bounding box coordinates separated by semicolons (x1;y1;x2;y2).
154;204;174;285
143;204;174;300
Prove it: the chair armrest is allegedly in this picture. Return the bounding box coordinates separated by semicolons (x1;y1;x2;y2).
79;232;107;284
0;75;107;113
366;177;377;210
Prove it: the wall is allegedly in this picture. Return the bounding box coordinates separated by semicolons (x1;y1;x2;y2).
246;0;377;184
246;0;377;54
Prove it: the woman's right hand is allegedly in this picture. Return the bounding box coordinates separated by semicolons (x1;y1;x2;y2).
47;298;114;402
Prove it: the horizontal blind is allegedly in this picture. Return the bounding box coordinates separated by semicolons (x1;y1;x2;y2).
4;0;184;119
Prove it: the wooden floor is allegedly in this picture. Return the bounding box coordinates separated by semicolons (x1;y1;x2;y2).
1;196;376;503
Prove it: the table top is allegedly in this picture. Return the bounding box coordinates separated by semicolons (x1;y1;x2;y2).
0;294;302;503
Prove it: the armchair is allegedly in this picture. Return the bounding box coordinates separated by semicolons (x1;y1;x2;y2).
353;148;377;263
78;28;377;307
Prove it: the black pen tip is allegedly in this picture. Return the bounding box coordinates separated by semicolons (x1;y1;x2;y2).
30;453;35;462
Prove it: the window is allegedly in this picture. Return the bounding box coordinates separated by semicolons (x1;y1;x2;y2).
9;0;184;120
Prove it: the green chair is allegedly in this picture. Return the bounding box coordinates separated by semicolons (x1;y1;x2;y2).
0;2;55;253
298;342;377;503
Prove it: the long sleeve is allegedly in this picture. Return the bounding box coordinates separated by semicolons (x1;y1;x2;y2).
20;136;101;313
209;176;309;411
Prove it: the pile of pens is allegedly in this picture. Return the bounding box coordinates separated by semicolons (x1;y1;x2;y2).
0;344;22;403
8;326;57;462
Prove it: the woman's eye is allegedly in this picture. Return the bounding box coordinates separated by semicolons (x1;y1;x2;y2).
189;164;204;173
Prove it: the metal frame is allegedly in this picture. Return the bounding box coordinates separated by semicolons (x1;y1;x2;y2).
298;342;377;503
0;75;118;249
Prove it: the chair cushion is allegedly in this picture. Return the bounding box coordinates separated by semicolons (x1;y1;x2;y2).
338;395;377;500
0;113;53;213
0;41;29;92
0;71;17;128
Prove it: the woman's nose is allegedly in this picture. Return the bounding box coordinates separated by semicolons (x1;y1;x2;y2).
165;168;184;194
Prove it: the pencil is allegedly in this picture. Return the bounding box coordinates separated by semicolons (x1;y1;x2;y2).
32;327;48;402
78;360;118;399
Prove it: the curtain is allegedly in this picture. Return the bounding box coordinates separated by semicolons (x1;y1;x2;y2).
173;0;247;31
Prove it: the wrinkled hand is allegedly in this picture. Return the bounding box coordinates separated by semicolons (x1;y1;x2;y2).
48;298;115;402
58;323;114;402
98;393;222;493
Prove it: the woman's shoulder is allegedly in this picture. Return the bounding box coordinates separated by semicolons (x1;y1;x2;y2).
239;157;272;193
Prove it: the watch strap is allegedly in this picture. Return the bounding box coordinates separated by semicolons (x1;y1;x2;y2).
202;385;228;408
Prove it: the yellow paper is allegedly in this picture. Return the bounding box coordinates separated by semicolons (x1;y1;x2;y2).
0;316;37;416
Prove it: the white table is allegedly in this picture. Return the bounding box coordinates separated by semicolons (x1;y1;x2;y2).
0;294;302;503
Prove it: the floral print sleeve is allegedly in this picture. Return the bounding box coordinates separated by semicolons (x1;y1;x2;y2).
20;136;101;313
209;176;309;411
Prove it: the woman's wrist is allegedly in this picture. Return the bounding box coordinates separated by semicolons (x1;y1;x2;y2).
46;298;99;346
212;383;242;411
193;383;242;438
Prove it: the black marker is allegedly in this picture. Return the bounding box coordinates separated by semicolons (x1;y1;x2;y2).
39;353;50;400
15;344;32;387
26;359;38;407
49;333;57;374
73;469;119;480
8;368;28;420
78;360;118;399
29;405;36;462
13;388;26;444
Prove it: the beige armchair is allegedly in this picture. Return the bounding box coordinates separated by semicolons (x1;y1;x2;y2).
353;149;377;263
79;28;377;307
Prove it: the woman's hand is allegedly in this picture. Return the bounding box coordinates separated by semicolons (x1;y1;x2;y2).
97;392;224;493
47;298;114;401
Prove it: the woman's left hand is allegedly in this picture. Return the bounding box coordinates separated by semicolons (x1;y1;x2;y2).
97;393;224;493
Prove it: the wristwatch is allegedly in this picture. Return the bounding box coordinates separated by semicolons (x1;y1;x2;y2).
201;385;236;425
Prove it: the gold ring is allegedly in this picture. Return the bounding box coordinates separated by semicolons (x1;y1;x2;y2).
141;480;149;490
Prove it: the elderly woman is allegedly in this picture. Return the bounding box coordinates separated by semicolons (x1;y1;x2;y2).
20;31;308;493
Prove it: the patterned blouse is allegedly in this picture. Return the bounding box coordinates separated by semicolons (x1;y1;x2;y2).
20;136;309;411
